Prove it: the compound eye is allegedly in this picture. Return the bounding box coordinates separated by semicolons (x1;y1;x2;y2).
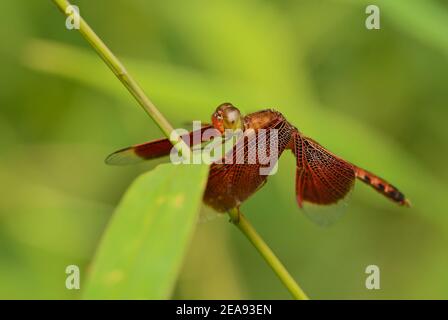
223;108;241;130
224;108;240;122
213;103;242;131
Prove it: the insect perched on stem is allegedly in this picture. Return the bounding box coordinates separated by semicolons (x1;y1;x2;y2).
107;103;410;213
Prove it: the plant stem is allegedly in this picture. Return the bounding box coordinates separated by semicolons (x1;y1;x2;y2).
51;0;309;300
51;0;188;153
228;208;309;300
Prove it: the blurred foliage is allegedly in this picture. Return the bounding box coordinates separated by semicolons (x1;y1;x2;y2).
0;0;447;299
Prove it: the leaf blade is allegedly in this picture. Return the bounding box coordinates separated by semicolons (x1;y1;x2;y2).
83;163;208;299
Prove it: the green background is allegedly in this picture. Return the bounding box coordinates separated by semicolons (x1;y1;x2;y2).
0;0;447;299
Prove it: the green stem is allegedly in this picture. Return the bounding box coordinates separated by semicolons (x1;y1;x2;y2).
51;0;309;300
51;0;187;152
228;208;309;300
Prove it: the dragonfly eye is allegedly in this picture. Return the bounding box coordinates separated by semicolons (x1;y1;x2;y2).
213;103;242;131
223;108;241;129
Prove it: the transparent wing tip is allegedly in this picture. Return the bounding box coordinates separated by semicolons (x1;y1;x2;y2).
105;148;144;166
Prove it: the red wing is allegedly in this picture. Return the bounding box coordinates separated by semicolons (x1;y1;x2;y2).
292;132;356;207
204;119;293;212
106;125;216;165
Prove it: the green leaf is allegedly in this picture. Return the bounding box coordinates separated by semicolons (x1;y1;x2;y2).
83;163;209;299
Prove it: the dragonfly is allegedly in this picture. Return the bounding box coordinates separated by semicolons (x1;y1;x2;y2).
106;103;410;213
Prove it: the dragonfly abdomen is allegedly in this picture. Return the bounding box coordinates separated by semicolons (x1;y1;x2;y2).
355;167;410;206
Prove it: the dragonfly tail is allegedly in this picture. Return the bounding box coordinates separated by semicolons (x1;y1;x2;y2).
354;166;411;207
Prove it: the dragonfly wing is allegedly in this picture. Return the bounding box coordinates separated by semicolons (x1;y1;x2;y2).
204;119;293;212
292;131;356;207
106;125;216;165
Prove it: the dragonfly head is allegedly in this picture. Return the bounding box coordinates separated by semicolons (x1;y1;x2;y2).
212;103;243;133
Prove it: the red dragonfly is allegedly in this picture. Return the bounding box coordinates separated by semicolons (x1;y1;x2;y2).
106;103;410;213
